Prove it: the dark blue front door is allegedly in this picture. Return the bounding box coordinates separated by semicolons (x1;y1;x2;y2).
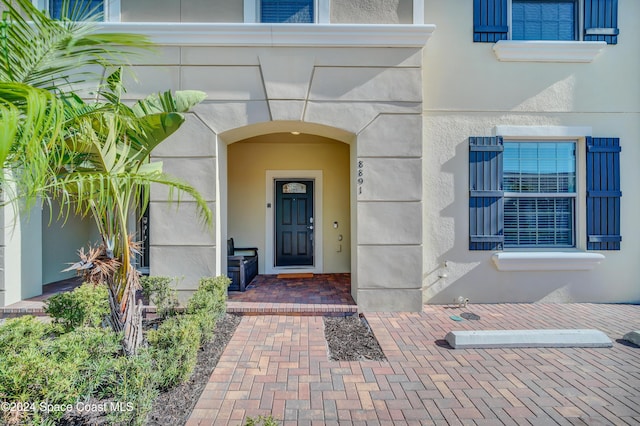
275;180;314;266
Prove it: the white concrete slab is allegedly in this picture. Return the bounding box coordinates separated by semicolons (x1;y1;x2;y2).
622;331;640;347
445;329;613;349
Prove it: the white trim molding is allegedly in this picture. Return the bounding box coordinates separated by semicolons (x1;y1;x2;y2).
493;41;607;63
494;125;593;139
413;0;424;24
492;252;605;271
97;23;436;47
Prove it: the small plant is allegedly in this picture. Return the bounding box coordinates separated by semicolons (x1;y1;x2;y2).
44;282;110;331
186;276;230;343
146;315;202;390
101;349;159;426
245;414;281;426
140;275;180;318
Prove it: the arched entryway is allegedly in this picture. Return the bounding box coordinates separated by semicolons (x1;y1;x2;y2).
148;42;426;312
219;121;355;297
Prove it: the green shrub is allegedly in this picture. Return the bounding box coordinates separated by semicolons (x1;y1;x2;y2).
44;283;110;331
186;276;229;343
0;319;124;424
0;276;231;425
100;349;159;426
147;315;201;390
139;275;180;318
0;315;48;352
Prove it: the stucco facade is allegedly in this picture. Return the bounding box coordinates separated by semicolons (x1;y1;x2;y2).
138;39;428;311
422;1;639;304
1;0;638;310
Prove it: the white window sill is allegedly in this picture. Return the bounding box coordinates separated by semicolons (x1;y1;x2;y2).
492;252;605;271
493;40;607;63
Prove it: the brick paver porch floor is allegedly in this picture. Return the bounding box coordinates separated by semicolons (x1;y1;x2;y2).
188;303;640;426
227;274;357;316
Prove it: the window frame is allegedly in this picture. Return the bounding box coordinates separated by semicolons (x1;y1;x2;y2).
244;0;425;24
33;0;120;22
259;0;316;24
503;140;578;249
494;126;589;252
244;0;329;23
508;0;583;41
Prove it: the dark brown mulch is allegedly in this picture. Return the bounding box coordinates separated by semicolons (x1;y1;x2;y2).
145;313;241;426
324;314;387;362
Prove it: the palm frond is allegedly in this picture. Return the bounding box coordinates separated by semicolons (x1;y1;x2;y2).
132;90;207;116
63;244;121;285
0;82;66;207
0;0;151;92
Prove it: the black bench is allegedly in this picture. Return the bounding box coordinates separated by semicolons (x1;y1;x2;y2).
227;238;258;291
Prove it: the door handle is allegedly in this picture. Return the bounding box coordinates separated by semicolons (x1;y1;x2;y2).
307;225;314;230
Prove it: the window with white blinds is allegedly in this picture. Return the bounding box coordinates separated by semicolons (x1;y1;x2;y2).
503;141;576;247
512;0;578;41
261;0;314;23
49;0;104;20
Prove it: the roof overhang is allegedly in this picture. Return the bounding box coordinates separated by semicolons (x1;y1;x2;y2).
97;23;436;48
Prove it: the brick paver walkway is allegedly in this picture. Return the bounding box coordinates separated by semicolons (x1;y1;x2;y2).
188;303;640;426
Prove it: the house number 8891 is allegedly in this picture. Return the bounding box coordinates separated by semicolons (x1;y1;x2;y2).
357;160;364;194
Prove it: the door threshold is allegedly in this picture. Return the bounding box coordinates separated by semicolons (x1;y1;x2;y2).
276;273;314;279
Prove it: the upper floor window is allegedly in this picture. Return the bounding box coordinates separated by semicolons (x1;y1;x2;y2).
261;0;313;23
49;0;103;20
34;0;119;21
512;0;577;41
473;0;619;44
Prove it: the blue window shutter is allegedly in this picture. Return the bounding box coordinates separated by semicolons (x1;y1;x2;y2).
474;0;508;42
469;137;504;250
584;0;619;44
586;137;621;250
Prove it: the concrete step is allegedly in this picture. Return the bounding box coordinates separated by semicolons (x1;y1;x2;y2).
445;329;613;349
226;301;357;316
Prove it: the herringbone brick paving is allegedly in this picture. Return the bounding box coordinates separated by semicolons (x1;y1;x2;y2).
226;274;357;316
188;303;640;426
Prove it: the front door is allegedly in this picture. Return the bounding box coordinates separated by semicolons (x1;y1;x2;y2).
275;179;314;266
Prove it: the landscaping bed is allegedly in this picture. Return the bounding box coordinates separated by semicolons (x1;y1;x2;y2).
324;314;387;361
0;282;385;425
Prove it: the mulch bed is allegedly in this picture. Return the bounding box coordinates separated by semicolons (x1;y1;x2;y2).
324;314;387;362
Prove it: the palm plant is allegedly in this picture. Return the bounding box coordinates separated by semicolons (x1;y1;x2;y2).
0;0;212;355
57;75;210;354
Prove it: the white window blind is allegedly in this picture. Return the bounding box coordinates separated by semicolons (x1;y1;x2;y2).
503;141;576;247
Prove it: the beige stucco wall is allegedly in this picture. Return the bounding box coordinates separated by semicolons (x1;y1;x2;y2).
41;203;97;284
121;0;243;22
227;134;351;274
421;0;640;304
140;43;425;310
331;0;412;24
1;201;42;306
